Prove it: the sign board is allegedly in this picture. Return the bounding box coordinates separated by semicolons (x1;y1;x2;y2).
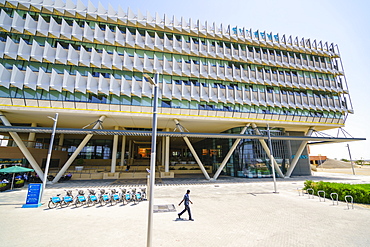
22;183;42;208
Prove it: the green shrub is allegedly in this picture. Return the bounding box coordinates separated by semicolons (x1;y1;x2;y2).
303;180;370;204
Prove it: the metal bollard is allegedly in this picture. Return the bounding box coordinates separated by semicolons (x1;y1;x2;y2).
317;190;326;202
330;193;339;205
297;188;303;196
307;188;314;199
345;195;354;210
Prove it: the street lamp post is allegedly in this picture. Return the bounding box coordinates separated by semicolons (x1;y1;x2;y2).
267;124;277;193
346;144;355;175
42;113;58;200
144;73;159;247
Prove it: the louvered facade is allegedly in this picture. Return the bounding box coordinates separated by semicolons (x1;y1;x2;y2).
0;0;354;179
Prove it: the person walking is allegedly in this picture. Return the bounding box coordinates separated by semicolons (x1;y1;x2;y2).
178;189;194;221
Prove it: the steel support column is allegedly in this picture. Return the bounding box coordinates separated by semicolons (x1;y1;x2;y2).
27;123;37;148
111;126;119;173
52;116;106;183
285;127;315;178
212;124;250;180
0;112;44;180
165;128;170;172
174;119;210;180
58;133;64;151
251;123;284;178
120;135;126;166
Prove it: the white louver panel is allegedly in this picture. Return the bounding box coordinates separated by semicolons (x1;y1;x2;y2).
49;17;61;38
115;26;125;46
190;82;200;102
18;39;31;61
242;87;251;105
181;82;191;101
43;42;56;63
112;50;123;70
0;9;12;32
190;61;200;77
75;71;87;93
123;51;133;71
142;78;153;98
36;15;49;37
121;77;131;96
225;87;235;104
4;37;17;60
10;65;25;89
153;55;163;73
72;20;83;41
50;69;63;92
83;22;94;42
145;31;154;50
11;11;25;34
79;46;91;67
143;54;153;73
217;85;227;103
135;30;145;49
199;62;208;79
55;43;67;64
94;23;105;44
131;77;142;98
199;83;209;102
98;75;109;95
67;44;79;66
172;83;182;100
24;67;38;91
87;73;98;95
181;59;190;77
24;13;37;35
133;53;143;72
62;70;75;92
0;64;11;88
37;68;51;91
60;19;72;40
162;81;172;99
234;87;243;105
109;77;120;96
90;48;102;68
102;49;112;69
209;86;218;103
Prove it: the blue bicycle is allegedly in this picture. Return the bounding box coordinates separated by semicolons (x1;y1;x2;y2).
74;189;87;207
87;189;99;207
99;189;111;206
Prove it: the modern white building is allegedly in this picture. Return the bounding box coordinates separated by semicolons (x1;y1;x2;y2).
0;0;362;181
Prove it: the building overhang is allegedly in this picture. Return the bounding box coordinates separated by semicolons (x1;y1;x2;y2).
0;126;365;145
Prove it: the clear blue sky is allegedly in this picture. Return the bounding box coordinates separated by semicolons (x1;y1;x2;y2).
85;0;370;160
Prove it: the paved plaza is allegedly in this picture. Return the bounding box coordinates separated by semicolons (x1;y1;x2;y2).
1;172;370;247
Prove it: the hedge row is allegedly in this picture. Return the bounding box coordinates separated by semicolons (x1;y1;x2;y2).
303;180;370;204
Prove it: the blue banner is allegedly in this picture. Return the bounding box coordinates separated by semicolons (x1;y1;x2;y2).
22;183;42;208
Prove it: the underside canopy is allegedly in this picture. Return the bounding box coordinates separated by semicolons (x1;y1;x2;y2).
0;126;365;145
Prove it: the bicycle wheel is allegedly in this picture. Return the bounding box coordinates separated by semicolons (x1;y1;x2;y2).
48;200;57;209
100;198;106;206
75;199;82;208
87;198;93;207
111;198;117;206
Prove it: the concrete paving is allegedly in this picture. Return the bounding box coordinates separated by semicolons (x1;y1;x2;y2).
1;172;370;247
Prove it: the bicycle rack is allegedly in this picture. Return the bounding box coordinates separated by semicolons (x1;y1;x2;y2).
307;188;314;199
317;190;326;202
297;188;305;196
330;193;339;205
345;195;354;209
